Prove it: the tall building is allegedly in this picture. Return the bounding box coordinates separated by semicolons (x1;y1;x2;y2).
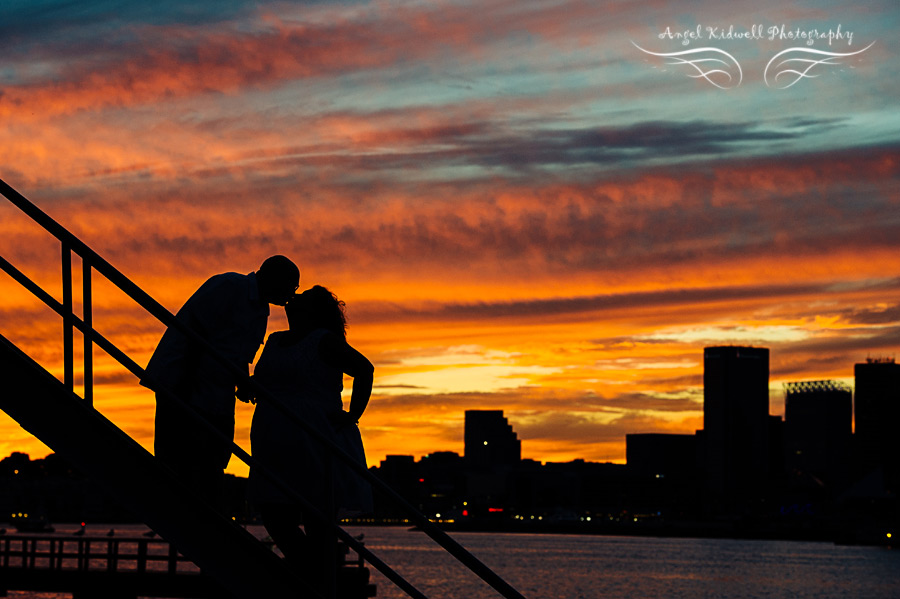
854;358;900;491
783;380;852;487
464;410;521;467
702;346;770;511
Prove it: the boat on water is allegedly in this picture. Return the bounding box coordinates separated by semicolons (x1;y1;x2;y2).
10;512;55;533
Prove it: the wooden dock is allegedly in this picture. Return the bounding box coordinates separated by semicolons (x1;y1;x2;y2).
0;533;215;598
0;533;376;599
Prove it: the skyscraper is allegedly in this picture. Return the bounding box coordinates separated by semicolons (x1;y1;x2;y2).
702;346;770;511
464;410;521;467
783;380;852;487
854;358;900;492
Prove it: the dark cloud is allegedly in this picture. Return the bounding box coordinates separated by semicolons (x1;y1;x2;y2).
354;281;842;324
596;392;702;413
260;143;900;275
778;325;900;363
231;116;855;176
371;387;701;417
458;118;845;171
839;304;900;325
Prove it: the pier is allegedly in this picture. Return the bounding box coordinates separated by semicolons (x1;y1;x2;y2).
0;532;375;599
0;532;212;598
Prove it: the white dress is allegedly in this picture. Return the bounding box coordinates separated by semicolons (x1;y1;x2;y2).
248;329;373;513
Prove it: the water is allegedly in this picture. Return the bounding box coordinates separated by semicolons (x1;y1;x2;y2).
4;524;898;598
351;527;900;599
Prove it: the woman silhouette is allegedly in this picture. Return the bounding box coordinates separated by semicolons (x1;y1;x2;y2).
248;285;373;594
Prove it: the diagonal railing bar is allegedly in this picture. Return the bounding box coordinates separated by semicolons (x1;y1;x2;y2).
0;177;528;599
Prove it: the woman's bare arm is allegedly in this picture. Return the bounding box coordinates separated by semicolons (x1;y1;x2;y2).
319;332;374;422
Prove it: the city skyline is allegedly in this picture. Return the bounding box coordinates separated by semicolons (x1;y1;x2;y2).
0;0;899;473
0;347;889;471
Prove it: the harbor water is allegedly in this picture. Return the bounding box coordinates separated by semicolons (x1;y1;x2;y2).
353;526;899;599
4;524;898;598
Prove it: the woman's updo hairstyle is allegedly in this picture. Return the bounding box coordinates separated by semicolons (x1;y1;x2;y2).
286;285;347;339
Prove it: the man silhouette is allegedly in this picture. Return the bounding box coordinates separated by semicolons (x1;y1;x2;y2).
142;255;300;505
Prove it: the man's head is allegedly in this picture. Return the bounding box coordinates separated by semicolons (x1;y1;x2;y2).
256;255;300;306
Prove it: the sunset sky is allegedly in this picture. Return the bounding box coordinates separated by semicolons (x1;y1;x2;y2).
1;0;898;476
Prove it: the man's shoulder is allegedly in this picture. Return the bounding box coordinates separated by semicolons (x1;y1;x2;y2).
196;272;252;294
181;272;253;312
207;271;251;285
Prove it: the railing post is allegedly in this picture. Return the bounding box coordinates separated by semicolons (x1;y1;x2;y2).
107;539;116;572
83;260;93;405
61;244;74;392
137;540;147;575
168;542;178;575
55;539;64;570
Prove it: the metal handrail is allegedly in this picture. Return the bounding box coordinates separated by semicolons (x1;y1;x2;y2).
0;178;527;599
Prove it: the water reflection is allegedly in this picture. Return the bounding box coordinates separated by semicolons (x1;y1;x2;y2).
5;524;897;599
348;527;899;599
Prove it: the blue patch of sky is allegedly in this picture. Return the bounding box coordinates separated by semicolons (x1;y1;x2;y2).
0;0;256;33
0;0;256;65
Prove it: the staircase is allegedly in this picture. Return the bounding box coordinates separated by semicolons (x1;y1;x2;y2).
0;178;528;599
0;333;306;598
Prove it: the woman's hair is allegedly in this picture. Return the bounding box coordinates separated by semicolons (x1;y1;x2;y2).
286;285;347;338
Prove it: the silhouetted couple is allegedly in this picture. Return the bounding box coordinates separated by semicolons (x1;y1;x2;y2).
248;285;374;596
142;257;373;595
